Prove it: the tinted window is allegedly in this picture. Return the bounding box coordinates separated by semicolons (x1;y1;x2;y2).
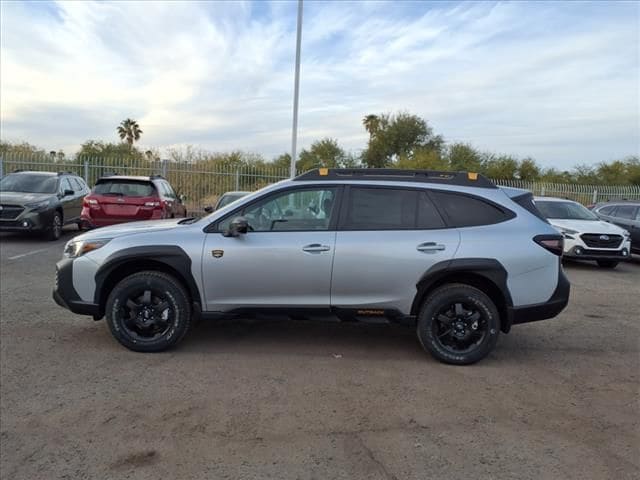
431;191;510;227
345;188;418;230
218;188;336;232
614;205;637;220
94;180;156;197
163;182;176;198
0;174;58;194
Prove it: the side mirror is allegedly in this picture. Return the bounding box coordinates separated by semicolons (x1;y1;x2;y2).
203;206;214;214
179;194;187;203
64;189;74;197
223;216;249;237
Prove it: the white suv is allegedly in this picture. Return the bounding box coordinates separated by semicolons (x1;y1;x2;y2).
535;197;631;268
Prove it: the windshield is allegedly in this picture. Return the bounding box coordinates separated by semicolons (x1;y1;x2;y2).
536;200;598;220
217;193;248;209
0;174;58;194
94;180;156;197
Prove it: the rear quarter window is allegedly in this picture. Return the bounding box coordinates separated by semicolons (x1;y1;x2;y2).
429;191;513;227
94;180;156;197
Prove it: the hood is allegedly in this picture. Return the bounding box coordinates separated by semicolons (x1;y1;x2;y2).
76;218;189;241
550;218;627;235
0;192;56;205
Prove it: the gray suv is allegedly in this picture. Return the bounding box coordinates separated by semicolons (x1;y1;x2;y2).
53;169;569;365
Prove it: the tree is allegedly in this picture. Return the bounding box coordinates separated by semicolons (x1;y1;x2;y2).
362;114;381;140
361;112;443;168
297;138;348;171
446;143;484;173
117;118;143;147
517;158;540;181
483;154;519;180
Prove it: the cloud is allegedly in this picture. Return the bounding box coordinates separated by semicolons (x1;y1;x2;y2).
0;0;638;168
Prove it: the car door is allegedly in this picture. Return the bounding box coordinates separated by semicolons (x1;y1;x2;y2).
612;204;640;247
330;186;460;313
58;177;80;222
201;186;341;311
70;177;87;220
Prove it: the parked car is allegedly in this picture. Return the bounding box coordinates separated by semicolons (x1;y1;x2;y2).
592;201;640;254
81;175;186;228
54;168;569;365
0;171;89;240
534;197;632;268
213;191;250;211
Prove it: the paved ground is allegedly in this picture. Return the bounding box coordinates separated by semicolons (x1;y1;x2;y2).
0;228;638;480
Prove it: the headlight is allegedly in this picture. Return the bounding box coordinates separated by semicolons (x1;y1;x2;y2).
558;228;579;239
63;238;111;258
25;199;51;211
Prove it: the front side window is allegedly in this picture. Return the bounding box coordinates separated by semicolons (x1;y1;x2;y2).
60;178;74;194
597;205;615;215
431;191;512;227
218;188;337;232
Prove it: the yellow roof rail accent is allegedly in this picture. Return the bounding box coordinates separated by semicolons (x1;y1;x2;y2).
468;172;478;180
319;168;329;176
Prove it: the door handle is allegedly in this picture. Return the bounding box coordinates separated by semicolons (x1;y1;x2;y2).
417;242;446;253
302;243;330;253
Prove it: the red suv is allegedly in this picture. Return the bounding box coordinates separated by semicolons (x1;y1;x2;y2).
81;175;187;228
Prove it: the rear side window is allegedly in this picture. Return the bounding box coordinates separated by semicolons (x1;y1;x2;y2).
344;188;418;230
430;191;512;227
70;177;85;192
513;192;548;223
614;205;637;219
94;180;156;197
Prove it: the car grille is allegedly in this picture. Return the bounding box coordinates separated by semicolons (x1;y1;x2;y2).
580;233;623;249
0;205;24;220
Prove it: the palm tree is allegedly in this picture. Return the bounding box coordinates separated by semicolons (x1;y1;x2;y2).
117;118;143;147
362;114;380;140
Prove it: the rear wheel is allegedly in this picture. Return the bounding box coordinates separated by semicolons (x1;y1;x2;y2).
45;212;62;241
417;284;500;365
105;271;192;352
597;260;618;269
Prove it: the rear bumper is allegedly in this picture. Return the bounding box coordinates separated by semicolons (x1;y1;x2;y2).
53;258;102;318
507;264;570;326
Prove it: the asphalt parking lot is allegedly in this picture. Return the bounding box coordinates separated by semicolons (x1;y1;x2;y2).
0;228;638;480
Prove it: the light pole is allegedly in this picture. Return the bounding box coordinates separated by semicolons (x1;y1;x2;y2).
290;0;303;178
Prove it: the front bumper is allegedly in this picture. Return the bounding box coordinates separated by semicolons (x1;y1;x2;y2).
0;209;52;232
507;263;570;326
53;258;102;318
562;236;631;261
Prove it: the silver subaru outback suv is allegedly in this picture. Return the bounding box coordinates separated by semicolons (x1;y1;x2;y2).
53;169;569;365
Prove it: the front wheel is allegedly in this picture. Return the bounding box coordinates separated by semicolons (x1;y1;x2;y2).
597;260;618;269
105;271;192;352
417;284;500;365
45;212;62;241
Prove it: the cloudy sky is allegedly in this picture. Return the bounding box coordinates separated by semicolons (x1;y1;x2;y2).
1;0;638;168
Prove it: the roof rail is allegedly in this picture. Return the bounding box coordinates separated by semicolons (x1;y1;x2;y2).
293;168;496;189
149;174;165;179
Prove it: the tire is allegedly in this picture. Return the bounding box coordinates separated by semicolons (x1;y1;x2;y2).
416;284;500;365
105;271;192;352
46;211;63;241
597;260;618;269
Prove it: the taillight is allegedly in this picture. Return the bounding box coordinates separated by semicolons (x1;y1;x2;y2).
84;198;99;209
534;234;564;256
144;201;161;207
